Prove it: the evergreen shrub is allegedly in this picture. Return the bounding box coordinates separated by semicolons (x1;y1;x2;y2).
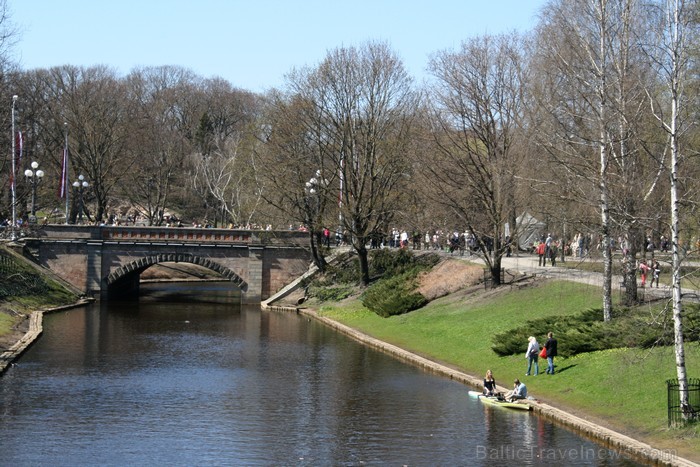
492;304;700;357
361;271;427;317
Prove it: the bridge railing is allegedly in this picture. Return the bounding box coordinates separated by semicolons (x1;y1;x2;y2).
27;225;310;246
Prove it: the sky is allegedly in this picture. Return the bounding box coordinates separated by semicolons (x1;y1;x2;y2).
9;0;547;93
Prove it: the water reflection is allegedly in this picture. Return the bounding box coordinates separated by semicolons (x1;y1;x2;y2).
0;282;643;466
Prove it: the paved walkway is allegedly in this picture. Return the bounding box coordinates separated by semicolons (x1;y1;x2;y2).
462;252;700;304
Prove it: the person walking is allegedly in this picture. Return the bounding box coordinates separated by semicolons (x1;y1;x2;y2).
537;241;546;266
651;260;661;288
545;233;553;265
544;332;558;375
525;336;540;376
639;260;650;287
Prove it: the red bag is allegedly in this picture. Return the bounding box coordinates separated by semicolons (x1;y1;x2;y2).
539;347;547;358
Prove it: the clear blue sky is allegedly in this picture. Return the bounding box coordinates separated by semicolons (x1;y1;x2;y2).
9;0;546;93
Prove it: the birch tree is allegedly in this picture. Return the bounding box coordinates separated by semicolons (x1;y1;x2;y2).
643;0;696;419
530;0;661;319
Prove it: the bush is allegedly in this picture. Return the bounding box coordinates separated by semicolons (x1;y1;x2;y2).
359;250;440;317
361;271;427;318
368;249;440;279
309;285;355;302
308;249;440;316
491;304;700;358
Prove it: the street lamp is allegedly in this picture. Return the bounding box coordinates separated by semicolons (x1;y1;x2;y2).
73;174;88;224
10;95;18;239
24;161;45;219
305;169;328;232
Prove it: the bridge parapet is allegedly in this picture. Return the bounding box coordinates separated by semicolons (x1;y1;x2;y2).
32;225;309;246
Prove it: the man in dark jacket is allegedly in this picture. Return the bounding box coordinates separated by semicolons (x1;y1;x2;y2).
545;332;558;374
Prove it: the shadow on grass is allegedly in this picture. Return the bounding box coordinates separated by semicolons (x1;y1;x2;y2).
549;364;576;374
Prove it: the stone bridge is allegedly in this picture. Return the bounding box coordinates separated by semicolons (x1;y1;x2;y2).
22;225;312;304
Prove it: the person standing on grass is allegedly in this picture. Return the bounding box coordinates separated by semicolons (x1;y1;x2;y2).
525;336;540;376
545;332;558;374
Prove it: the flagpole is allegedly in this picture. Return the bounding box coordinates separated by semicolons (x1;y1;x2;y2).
64;122;69;224
10;95;17;240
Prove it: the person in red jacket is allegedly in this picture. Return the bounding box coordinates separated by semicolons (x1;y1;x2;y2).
537;241;546;267
639;260;650;287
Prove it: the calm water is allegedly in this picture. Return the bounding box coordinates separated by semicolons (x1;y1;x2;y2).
0;282;643;466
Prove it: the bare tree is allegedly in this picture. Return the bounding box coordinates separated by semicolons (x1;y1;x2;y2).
426;33;527;286
191;134;263;227
0;0;23;220
190;79;262;227
257;91;337;269
123;66;199;225
282;41;417;285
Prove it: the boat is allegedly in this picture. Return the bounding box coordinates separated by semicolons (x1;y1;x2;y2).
478;395;532;411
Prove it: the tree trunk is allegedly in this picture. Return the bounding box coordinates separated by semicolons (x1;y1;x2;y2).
357;243;370;286
490;256;502;288
308;229;326;272
622;224;641;305
598;4;613;322
667;0;688;416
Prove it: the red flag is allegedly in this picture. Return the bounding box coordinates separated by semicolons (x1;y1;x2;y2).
16;131;23;166
59;148;68;199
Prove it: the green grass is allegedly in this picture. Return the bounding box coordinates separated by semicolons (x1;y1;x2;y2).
315;280;700;461
0;312;14;337
0;246;79;344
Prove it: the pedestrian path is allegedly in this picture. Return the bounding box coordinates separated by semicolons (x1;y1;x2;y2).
470;252;699;304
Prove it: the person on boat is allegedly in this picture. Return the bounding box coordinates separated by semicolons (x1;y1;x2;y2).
505;379;527;402
483;370;496;396
525;336;540;376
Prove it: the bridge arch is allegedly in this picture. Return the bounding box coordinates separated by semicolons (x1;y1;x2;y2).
106;252;248;291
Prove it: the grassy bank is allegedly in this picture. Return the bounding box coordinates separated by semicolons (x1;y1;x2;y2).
313;279;700;462
0;245;79;347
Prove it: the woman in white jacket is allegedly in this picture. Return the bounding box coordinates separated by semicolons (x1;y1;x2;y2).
525;336;540;376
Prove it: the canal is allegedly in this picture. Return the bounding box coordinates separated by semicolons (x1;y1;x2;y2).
0;282;642;466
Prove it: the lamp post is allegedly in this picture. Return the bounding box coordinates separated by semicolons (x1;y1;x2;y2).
10;95;17;239
24;161;45;221
73;174;88;224
305;169;328;232
63;122;69;224
305;169;325;219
